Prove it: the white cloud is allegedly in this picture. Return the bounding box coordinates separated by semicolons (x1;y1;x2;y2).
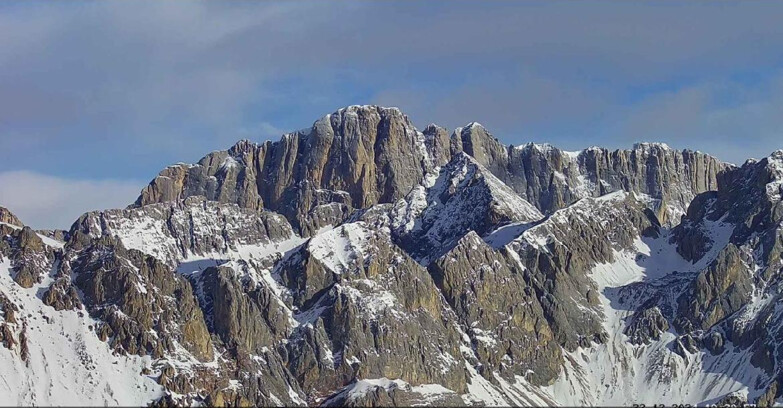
609;75;783;164
2;2;783;177
0;171;144;230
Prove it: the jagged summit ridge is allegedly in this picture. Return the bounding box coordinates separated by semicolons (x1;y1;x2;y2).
135;105;728;234
135;105;437;236
389;151;543;264
765;149;783;201
449;121;728;225
0;206;23;227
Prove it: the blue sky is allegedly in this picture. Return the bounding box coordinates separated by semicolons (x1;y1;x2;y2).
2;1;783;228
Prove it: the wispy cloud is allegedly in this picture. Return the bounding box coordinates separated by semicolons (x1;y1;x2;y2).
609;74;783;164
1;1;783;224
0;171;144;230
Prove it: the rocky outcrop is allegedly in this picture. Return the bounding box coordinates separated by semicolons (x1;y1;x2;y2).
703;330;725;354
450;124;727;225
0;292;19;351
758;381;778;407
676;244;754;332
35;229;68;242
41;277;82;311
673;150;783;264
0;224;56;289
389;152;543;264
430;232;561;385
506;192;661;351
63;233;213;362
191;263;292;354
271;219;470;399
423;124;453;167
624;306;670;345
0;206;23;227
135;106;443;234
73;196;299;268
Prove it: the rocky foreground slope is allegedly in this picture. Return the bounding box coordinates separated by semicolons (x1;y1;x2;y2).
1;105;781;406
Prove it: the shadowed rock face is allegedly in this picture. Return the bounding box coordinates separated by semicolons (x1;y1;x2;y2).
624;306;670;345
64;234;214;362
191;264;293;354
676;244;754;332
430;231;561;386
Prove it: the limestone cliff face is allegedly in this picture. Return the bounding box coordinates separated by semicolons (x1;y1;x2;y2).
73;196;298;268
451;123;728;226
63;233;214;362
135;106;727;236
674;150;783;261
672;153;783;333
135;106;440;234
0;206;23;227
430;231;561;386
506;192;662;351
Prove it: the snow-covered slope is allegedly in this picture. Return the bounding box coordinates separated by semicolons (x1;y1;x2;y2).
74;196;304;269
545;235;769;406
0;237;162;405
391;152;543;264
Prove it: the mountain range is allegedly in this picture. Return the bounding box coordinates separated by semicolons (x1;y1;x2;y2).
1;105;781;406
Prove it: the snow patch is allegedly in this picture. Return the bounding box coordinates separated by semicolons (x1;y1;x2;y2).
308;223;370;274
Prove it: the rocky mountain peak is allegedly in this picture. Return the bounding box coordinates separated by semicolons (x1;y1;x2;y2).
389;151;543;264
0;206;22;227
449;122;508;171
422;123;445;133
632;141;672;152
226;138;260;156
134;105;436;235
133;105;730;234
